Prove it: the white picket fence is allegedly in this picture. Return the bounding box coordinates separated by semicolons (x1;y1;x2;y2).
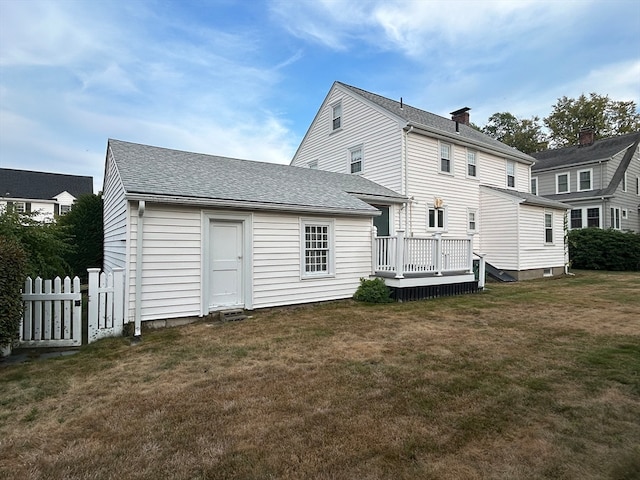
20;268;124;348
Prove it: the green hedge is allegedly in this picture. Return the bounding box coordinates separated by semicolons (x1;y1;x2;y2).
0;236;28;348
568;228;640;271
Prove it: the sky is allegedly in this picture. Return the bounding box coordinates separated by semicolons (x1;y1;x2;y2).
1;0;639;193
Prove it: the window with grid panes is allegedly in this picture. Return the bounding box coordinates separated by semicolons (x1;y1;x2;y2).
304;224;329;274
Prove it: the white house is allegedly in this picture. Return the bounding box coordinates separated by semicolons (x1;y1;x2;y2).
0;168;93;222
531;130;640;233
290;82;570;280
102;139;406;329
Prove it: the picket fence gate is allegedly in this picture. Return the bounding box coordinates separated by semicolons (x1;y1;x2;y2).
19;268;124;348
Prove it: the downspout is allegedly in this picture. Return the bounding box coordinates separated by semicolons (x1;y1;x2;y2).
134;200;145;340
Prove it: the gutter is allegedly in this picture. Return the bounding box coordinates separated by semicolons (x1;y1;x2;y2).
125;193;396;217
406;122;534;164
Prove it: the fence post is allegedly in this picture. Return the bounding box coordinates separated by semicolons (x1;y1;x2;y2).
113;268;124;334
394;229;405;279
87;268;100;340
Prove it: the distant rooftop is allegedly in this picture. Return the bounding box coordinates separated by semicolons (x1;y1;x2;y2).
532;131;640;171
0;168;93;200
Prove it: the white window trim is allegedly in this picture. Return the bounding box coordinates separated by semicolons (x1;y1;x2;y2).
577;168;593;192
466;149;477;179
467;208;478;233
622;172;627;192
331;101;342;132
622;208;628;220
610;207;621;230
544;211;554;245
349;144;364;175
300;219;335;279
439;142;453;175
556;172;570;194
585;206;602;229
506;160;516;189
427;205;448;232
531;176;538;196
636;176;639;196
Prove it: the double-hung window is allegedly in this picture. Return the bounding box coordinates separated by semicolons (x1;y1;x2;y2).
301;220;334;278
440;143;452;174
587;207;600;227
610;207;621;229
506;160;515;188
556;173;569;194
570;209;583;229
531;177;538;195
467;209;478;233
622;173;627;192
349;145;363;174
544;212;553;244
331;102;342;131
578;169;592;191
467;150;477;178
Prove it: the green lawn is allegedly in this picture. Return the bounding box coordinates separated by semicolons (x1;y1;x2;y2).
1;270;639;479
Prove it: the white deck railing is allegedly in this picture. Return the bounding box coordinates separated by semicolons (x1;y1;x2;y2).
373;229;474;278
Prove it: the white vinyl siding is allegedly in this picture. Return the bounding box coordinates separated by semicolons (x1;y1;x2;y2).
291;85;403;192
252;213;372;308
127;204;202;323
518;205;566;270
103;152;128;272
479;188;519;270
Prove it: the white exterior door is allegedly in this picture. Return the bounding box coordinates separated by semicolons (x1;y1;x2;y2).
210;221;243;308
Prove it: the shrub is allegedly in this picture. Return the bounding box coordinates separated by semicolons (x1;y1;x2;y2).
0;236;28;349
568;228;640;271
353;277;393;303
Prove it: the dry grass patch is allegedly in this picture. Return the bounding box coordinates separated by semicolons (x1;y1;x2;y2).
1;270;639;479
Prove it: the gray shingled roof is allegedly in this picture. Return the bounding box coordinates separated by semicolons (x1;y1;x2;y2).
108;139;406;216
336;82;535;163
531;131;640;171
482;186;571;210
0;168;93;200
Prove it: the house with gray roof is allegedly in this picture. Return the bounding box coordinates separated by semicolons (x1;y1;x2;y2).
0;168;93;222
291;81;570;281
103;139;408;328
531;130;640;233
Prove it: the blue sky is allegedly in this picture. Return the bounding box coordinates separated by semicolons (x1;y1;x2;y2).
1;0;639;193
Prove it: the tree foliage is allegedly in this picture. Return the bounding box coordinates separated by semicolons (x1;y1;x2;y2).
482;112;547;154
482;93;640;152
57;193;104;280
0;208;71;278
0;236;28;349
544;93;640;148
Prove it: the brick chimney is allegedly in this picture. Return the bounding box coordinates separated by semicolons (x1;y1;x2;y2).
579;126;595;146
450;107;471;126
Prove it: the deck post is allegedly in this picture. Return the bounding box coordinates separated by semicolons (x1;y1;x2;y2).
477;253;486;289
434;232;443;276
395;229;405;279
467;234;474;273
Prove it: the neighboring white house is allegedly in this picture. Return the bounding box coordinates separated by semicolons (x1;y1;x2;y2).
290;82;570;280
531;130;640;233
102;139;407;328
0;168;93;222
